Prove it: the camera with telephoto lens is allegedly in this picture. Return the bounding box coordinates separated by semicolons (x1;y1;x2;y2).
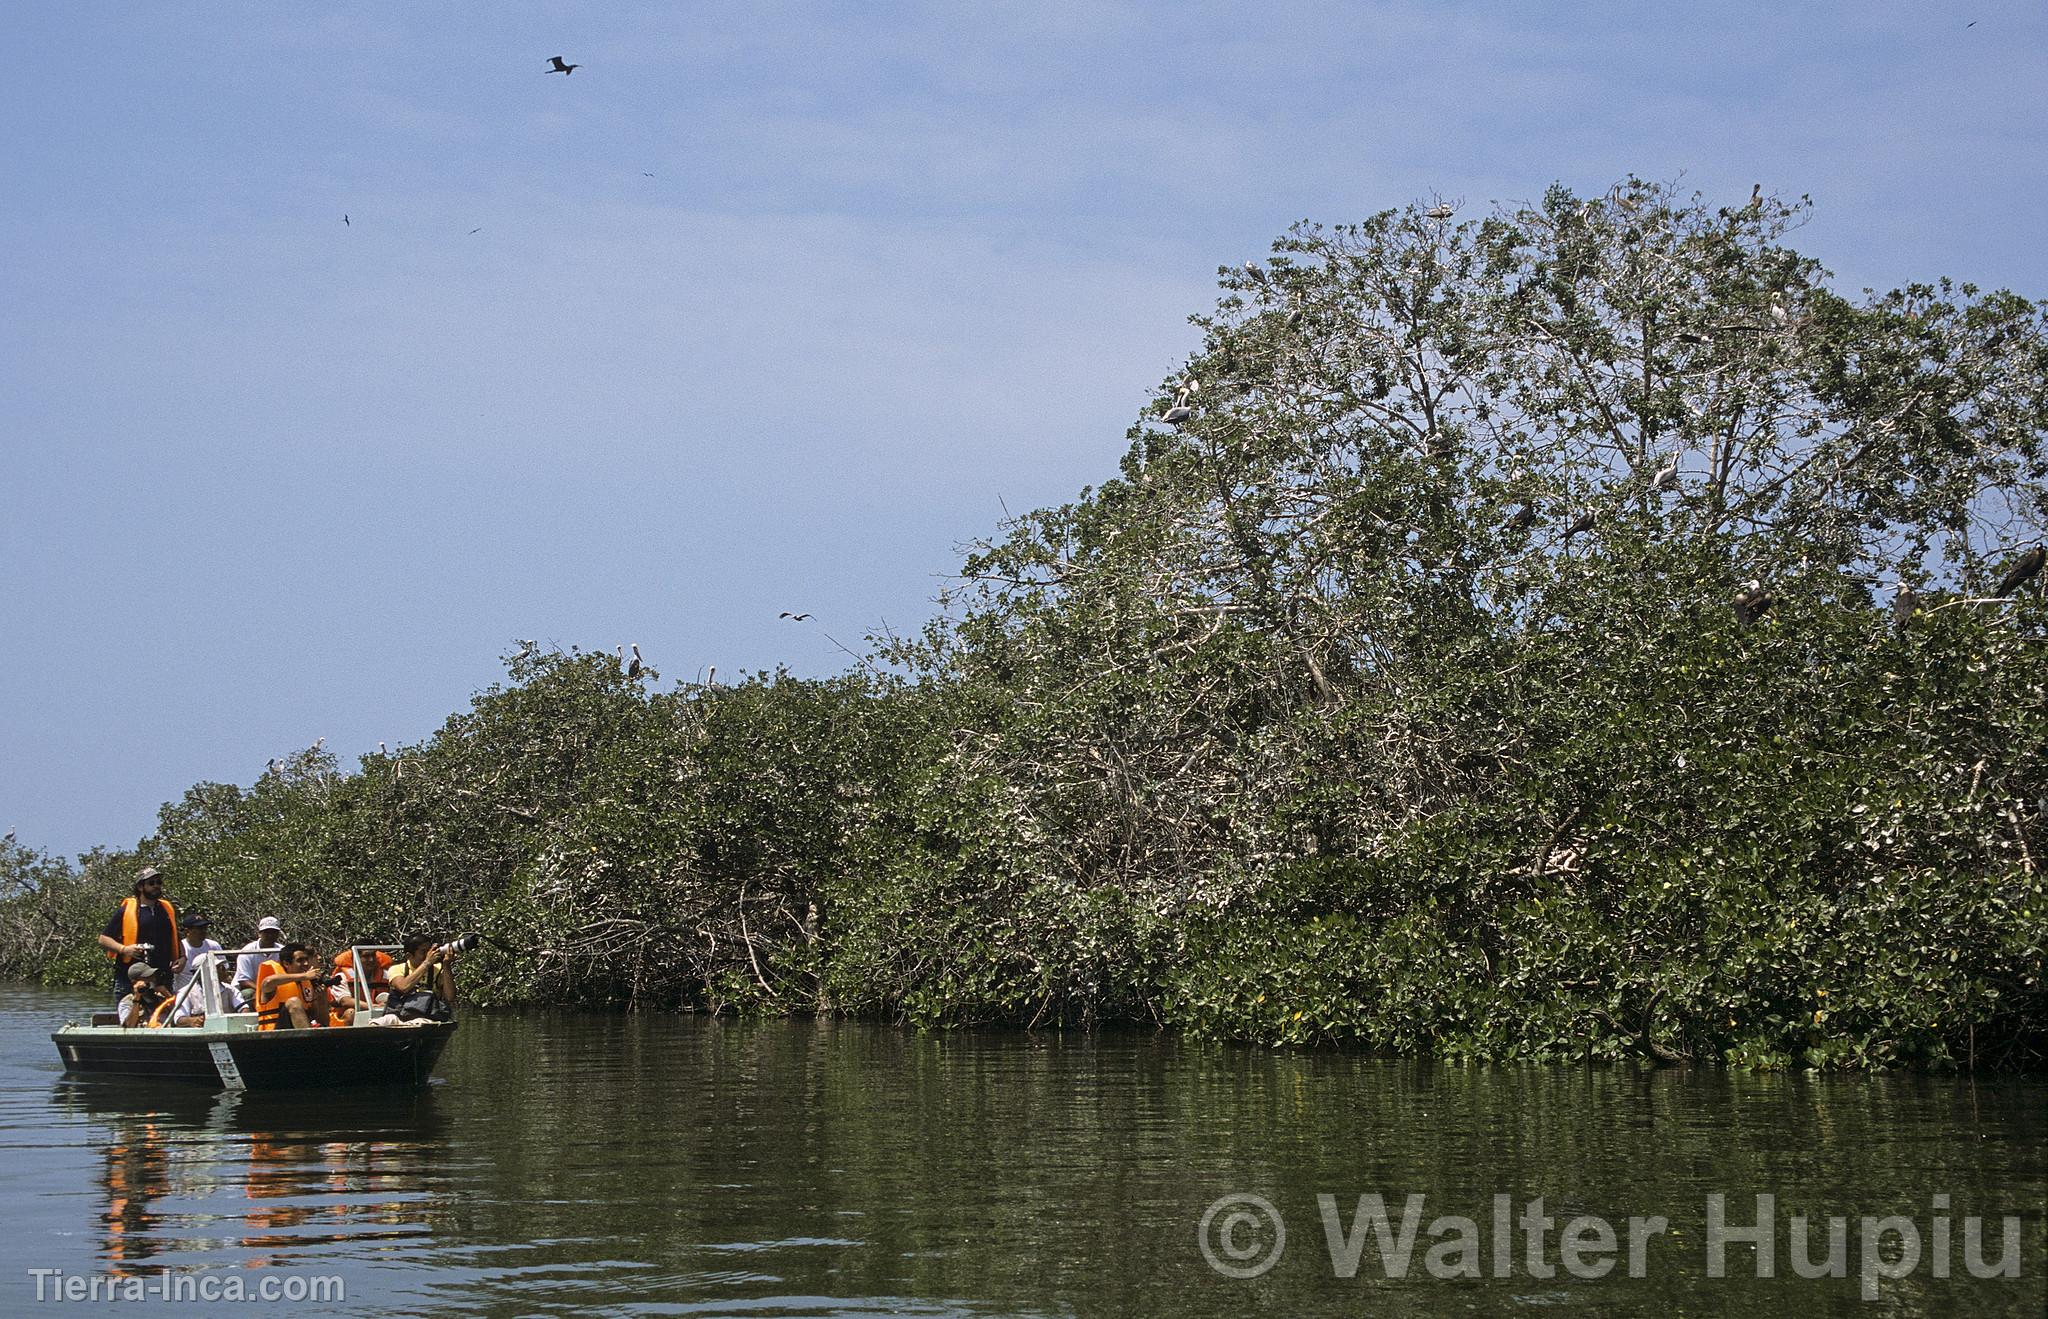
437;932;481;958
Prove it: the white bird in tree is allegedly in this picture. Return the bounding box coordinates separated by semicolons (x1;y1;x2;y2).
1733;579;1774;627
627;644;644;678
1424;203;1455;220
1649;453;1680;492
1769;294;1790;327
1748;183;1762;212
547;56;579;75
379;742;388;755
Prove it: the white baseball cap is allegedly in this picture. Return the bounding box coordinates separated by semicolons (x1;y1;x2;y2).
257;916;284;933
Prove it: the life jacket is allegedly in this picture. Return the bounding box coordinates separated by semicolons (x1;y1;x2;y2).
333;948;391;995
254;959;300;1031
147;994;180;1028
108;895;178;962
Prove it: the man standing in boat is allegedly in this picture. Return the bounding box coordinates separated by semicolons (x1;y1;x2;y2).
96;865;180;1001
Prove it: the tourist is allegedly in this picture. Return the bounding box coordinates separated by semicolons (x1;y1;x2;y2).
96;865;181;1001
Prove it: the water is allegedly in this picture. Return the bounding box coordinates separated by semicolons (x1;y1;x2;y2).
2;984;2042;1316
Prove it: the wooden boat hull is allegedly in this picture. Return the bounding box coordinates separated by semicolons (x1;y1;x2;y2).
52;1021;456;1090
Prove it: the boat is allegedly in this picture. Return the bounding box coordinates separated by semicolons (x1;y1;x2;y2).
51;946;457;1091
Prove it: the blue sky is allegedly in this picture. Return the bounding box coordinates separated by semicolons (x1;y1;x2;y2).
4;2;2043;859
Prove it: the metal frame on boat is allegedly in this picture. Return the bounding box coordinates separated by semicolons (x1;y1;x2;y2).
51;946;457;1091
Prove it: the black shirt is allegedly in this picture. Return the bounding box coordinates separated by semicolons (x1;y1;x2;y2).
101;898;176;993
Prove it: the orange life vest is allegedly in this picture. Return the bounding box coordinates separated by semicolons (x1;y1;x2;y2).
147;994;180;1028
254;960;301;1030
333;948;391;995
108;895;178;962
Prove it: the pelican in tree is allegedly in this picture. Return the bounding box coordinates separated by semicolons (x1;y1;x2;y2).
1649;453;1680;492
1733;579;1774;627
1424;202;1455;220
627;644;644;679
1563;509;1596;540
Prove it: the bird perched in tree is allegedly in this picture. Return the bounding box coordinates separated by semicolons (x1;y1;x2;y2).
1892;582;1918;624
1163;405;1192;425
547;56;579;74
1563;509;1596;540
779;612;813;621
627;644;644;678
1424;203;1455;220
1769;294;1790;327
379;742;387;755
706;666;717;687
1504;504;1537;534
1242;261;1264;281
1748;183;1762;212
1734;579;1773;627
1995;544;2045;597
3;830;14;845
1649;454;1680;492
313;737;325;752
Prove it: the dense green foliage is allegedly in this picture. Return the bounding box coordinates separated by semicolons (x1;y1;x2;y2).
7;180;2046;1069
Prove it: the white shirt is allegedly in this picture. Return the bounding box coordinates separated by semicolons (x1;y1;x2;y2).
173;936;226;1016
234;938;284;1008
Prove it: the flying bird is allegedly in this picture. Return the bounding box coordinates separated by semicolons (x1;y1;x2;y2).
642;172;655;177
779;612;813;621
547;56;579;75
343;215;349;226
469;228;482;235
1995;545;2045;597
627;644;644;678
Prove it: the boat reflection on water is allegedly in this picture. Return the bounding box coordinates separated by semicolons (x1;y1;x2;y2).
55;1080;453;1273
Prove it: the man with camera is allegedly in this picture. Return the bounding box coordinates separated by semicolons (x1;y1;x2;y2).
97;865;181;1001
381;932;474;1022
253;942;335;1031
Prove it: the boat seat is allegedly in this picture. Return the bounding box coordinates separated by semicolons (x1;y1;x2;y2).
90;1012;119;1026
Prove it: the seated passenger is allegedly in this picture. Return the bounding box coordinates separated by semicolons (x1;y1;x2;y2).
117;962;168;1027
381;933;458;1022
332;946;393;1011
253;943;327;1031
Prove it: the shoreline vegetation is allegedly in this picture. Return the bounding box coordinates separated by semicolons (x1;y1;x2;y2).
5;180;2044;1071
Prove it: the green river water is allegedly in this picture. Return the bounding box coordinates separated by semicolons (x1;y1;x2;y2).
3;984;2042;1316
